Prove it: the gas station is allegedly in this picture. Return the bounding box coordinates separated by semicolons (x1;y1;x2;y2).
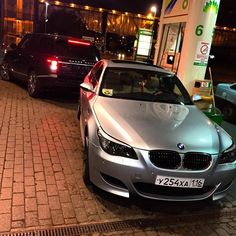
153;0;220;96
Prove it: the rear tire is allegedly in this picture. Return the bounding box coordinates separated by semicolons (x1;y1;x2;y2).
0;62;11;81
83;135;91;185
27;71;42;98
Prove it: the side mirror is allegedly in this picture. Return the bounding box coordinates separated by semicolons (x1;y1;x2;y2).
9;43;17;50
192;94;202;102
80;82;94;92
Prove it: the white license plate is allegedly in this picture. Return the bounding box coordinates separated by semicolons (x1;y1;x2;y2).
155;175;205;188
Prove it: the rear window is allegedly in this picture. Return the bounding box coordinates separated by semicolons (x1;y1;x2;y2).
38;37;54;54
55;39;100;61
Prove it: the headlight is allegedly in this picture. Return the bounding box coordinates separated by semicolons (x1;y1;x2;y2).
219;144;236;164
97;130;138;159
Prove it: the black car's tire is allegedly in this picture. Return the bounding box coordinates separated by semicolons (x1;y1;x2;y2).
27;71;42;97
83;135;91;185
0;62;12;81
222;102;236;122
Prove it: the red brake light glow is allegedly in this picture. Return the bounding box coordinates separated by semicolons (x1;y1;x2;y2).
47;58;58;73
68;39;91;46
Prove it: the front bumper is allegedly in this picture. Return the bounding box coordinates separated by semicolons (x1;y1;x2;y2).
89;141;236;201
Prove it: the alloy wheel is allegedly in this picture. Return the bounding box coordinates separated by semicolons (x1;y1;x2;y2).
0;62;10;81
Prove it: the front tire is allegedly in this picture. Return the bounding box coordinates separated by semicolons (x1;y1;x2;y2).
83;135;91;185
222;102;236;123
27;71;42;97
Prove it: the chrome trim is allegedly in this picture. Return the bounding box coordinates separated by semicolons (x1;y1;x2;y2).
58;61;92;66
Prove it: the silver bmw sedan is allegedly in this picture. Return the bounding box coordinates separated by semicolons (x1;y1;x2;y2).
78;59;236;201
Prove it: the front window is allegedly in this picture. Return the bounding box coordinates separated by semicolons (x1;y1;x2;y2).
99;67;193;105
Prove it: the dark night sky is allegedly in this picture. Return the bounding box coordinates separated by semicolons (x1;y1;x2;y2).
66;0;236;27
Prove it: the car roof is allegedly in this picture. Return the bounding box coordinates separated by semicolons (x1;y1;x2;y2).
103;59;173;74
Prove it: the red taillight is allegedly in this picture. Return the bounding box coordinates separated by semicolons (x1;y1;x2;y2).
68;39;91;46
47;58;58;73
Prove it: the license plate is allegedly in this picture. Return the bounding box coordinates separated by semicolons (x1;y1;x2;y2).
155;175;205;188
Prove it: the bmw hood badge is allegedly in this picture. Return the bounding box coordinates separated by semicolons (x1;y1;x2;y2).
177;143;185;150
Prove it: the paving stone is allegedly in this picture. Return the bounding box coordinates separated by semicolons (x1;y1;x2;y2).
36;191;48;205
38;205;51;220
24;176;35;186
51;209;65;225
12;206;24;221
35;172;45;181
36;180;47;191
25;186;36;198
59;190;71;203
0;200;11;214
13;182;24;193
48;196;61;210
75;208;88;223
56;180;67;191
2;177;13;188
25;211;39;227
14;173;24;183
24;167;34;177
47;185;58;196
61;202;76;218
12;193;24;206
39;219;52;227
11;220;25;229
3;169;14;178
71;194;84;208
14;165;24;173
0;213;11;233
25;198;37;212
0;188;13;200
45;175;56;185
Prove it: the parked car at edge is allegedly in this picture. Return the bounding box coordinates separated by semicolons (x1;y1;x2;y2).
0;33;100;97
215;83;236;122
78;59;236;201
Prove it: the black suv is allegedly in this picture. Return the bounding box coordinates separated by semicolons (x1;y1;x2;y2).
0;33;100;97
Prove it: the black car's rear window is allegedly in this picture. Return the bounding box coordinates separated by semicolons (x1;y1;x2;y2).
55;39;100;61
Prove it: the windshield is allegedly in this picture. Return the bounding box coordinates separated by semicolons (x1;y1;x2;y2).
99;68;193;105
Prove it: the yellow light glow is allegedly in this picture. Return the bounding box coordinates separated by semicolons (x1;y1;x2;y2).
99;8;103;12
112;10;116;14
125;12;128;16
84;6;90;10
39;0;45;2
70;3;75;7
55;1;60;5
137;14;141;17
147;13;153;19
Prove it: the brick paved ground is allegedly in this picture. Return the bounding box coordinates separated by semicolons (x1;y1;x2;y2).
0;79;236;235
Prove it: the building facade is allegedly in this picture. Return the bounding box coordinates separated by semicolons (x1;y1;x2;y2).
0;0;235;48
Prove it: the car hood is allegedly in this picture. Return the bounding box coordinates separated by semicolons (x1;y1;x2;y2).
93;97;231;153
